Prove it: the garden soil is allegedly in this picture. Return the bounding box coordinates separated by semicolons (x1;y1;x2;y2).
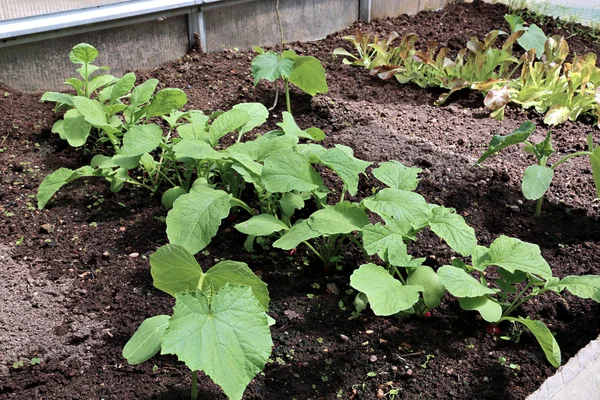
1;1;599;399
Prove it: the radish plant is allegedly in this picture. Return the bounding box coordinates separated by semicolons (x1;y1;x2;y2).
437;235;600;367
123;244;273;400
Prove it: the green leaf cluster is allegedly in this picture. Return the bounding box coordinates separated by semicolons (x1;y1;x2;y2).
477;121;600;215
336;26;600;126
123;244;272;400
251;47;328;113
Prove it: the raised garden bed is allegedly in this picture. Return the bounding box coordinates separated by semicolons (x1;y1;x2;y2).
1;1;599;399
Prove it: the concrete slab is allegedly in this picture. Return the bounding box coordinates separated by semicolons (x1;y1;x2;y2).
527;334;600;400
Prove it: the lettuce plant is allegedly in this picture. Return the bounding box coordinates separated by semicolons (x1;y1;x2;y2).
123;244;273;400
437;235;600;367
477;121;600;216
251;47;328;113
484;35;600;124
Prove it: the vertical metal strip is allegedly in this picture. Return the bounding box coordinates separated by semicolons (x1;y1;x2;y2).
197;9;207;52
359;0;371;22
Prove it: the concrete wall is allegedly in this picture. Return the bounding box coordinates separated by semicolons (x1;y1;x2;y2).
0;15;189;92
371;0;450;19
203;0;358;52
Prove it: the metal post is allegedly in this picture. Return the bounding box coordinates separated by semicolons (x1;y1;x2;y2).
359;0;371;22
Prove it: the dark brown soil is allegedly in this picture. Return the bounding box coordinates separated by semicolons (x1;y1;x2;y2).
1;1;599;399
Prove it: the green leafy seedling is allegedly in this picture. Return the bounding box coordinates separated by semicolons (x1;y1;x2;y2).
252;47;328;113
478;121;600;216
123;244;273;400
437;235;600;367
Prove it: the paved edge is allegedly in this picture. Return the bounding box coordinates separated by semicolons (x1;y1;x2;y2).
527;334;600;400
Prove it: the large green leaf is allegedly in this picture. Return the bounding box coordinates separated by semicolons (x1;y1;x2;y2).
276;112;313;139
428;206;477;256
437;266;498;297
362;222;411;266
459;296;502;322
517;24;547;58
87;74;115;96
166;186;232;254
251;52;294;85
208;109;250;145
279;192;304;216
407;266;446;309
272;219;320;250
316;145;371;196
41;91;74;109
69;43;98;64
110;72;136;103
522;165;553;200
122;315;170;365
485;235;551;279
62;109;92;147
122;124;163;155
288;55;328;96
72;96;107;126
227;134;297;162
162;286;272;400
557;275;600;302
37;166;103;209
203;261;270;311
372;160;421;190
173;139;224;161
145;88;187;118
235;214;289;237
307;202;369;235
262;151;324;193
129;79;159;109
477;121;536;164
112;153;142;170
362;188;430;232
503;316;561;367
232;103;269;135
150;244;202;296
349;263;422;316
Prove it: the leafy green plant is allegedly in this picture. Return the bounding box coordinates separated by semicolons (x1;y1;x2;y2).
484;35;600;124
36;102;270;209
40;43;188;150
348;161;476;317
336;28;600;126
504;14;548;57
477;121;600;216
123;244;273;400
437;235;600;367
251;47;328;113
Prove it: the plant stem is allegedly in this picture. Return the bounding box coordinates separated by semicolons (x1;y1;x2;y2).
503;282;532;317
230;197;255;215
302;240;327;265
550;151;591;170
191;370;198;400
535;196;543;217
390;265;406;285
284;79;291;114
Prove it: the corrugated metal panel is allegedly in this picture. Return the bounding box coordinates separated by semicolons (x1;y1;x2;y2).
0;15;188;91
371;0;449;19
203;0;358;52
0;0;132;20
